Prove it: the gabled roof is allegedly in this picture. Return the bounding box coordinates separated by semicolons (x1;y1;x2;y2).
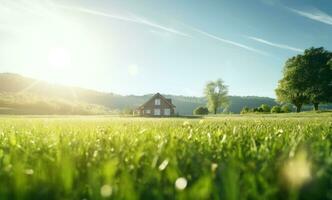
138;93;176;109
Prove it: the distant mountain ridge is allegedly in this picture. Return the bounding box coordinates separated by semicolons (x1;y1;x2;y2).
1;73;329;115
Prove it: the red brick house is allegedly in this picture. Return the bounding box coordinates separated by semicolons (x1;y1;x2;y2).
137;93;176;116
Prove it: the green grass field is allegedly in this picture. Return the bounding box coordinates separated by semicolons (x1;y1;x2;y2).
0;113;331;200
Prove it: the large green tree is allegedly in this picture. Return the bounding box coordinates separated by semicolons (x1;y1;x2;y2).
303;48;332;110
276;47;332;112
204;79;229;114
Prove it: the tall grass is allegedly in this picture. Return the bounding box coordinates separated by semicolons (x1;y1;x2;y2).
0;114;331;199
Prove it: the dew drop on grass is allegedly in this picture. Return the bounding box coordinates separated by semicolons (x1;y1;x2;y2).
232;127;237;134
175;177;187;190
221;134;227;143
211;163;218;172
100;184;112;197
24;169;34;175
183;121;190;126
158;159;169;171
93;151;98;158
283;150;311;188
139;129;147;134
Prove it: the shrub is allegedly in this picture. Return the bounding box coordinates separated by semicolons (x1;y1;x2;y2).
193;106;209;115
271;105;282;113
122;107;134;115
260;104;271;112
241;106;250;114
281;105;292;113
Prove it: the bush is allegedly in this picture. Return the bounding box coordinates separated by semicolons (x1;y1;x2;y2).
193;106;209;115
271;105;282;113
241;106;250;114
260;104;271;112
253;107;264;112
122;107;134;115
281;105;292;113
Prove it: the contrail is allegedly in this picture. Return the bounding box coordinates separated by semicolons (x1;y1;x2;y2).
57;5;190;37
289;7;332;26
190;26;269;56
247;36;303;52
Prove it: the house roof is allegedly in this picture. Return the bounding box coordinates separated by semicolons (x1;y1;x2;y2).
138;93;176;109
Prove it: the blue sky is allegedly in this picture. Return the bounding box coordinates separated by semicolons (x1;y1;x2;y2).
0;0;332;97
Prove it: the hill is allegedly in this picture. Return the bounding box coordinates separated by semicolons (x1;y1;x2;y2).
1;73;330;115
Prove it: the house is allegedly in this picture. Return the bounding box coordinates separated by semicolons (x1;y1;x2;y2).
137;93;176;116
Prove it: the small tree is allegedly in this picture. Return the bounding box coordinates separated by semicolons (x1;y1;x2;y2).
193;106;209;115
260;104;271;113
271;105;282;113
204;79;229;114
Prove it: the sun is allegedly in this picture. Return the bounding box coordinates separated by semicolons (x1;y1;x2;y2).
48;47;72;70
45;47;80;85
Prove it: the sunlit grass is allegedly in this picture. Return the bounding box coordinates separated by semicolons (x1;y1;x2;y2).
0;114;331;199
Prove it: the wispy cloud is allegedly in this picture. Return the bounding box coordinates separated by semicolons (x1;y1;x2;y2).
289;7;332;26
247;36;303;52
189;27;269;56
57;5;190;37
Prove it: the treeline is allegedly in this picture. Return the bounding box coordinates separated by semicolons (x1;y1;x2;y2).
0;73;331;115
240;104;292;114
0;73;283;114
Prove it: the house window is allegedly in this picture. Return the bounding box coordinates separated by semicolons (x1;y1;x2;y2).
164;108;170;116
145;109;151;114
155;98;160;105
154;109;160;116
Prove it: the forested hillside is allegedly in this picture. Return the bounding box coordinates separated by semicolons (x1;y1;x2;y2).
0;73;330;115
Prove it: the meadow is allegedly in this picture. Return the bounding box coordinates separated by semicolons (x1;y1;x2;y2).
0;113;331;200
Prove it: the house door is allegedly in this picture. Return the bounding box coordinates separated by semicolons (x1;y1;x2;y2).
154;109;160;116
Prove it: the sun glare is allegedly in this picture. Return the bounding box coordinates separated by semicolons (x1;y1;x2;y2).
48;47;72;70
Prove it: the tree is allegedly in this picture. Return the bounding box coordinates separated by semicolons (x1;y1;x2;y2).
276;82;308;112
276;47;332;112
271;105;282;113
260;104;271;113
275;55;309;112
301;48;332;110
193;106;209;115
204;79;229;114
